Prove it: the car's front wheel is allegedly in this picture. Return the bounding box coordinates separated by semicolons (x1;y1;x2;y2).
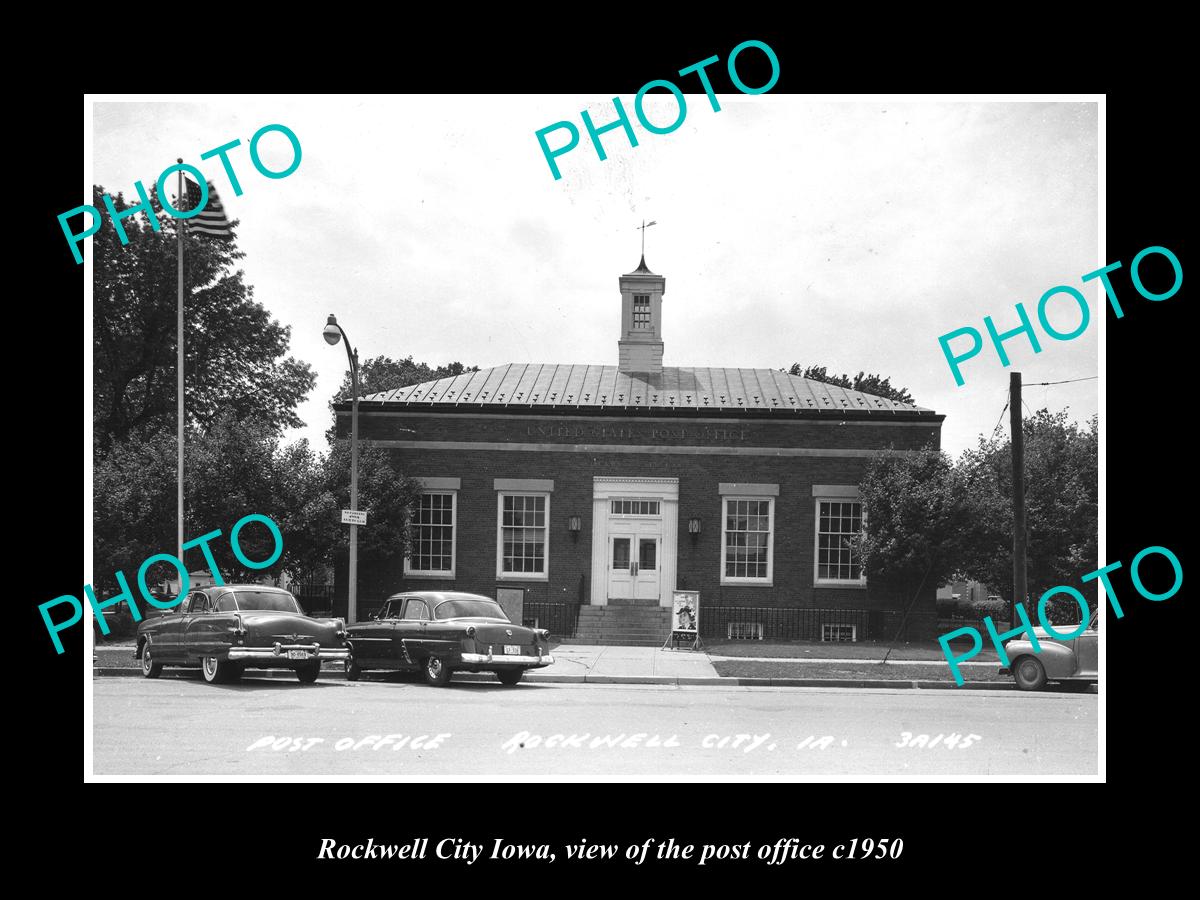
496;669;523;686
423;655;452;687
201;655;238;685
1012;656;1047;691
296;662;320;684
140;641;162;679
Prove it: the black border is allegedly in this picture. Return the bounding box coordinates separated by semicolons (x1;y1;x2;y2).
33;23;1187;881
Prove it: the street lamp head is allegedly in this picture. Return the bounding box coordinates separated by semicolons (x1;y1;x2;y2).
323;314;341;346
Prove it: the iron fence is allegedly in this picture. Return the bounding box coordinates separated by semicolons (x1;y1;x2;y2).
293;581;336;617
701;606;872;642
521;601;580;639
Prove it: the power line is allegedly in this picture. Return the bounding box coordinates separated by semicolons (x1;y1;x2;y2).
991;397;1010;438
1031;376;1098;386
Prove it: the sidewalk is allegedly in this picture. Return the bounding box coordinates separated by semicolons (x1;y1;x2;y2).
93;642;1012;690
703;639;1000;663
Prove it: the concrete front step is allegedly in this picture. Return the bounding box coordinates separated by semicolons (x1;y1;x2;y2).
575;634;669;641
575;604;672;644
579;609;671;616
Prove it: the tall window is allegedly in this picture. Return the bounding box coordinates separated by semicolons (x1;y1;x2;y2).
721;497;774;583
406;492;456;576
498;493;549;579
815;500;865;584
632;294;651;329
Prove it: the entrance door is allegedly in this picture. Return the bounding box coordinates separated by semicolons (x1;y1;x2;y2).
590;477;679;607
608;532;660;600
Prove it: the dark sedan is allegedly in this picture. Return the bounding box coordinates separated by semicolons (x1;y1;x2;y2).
135;585;350;684
345;591;554;686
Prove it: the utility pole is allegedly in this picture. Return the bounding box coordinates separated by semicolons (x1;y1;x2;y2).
1010;371;1027;627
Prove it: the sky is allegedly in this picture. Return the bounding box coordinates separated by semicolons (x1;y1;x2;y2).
90;95;1098;458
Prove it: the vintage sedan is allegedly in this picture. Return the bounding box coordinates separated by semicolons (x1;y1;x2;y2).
1000;608;1098;691
135;585;350;684
345;591;554;686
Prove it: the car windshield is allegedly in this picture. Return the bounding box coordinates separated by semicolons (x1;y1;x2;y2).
232;591;302;613
434;599;509;621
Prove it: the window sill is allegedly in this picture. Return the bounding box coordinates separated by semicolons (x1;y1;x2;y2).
720;579;774;587
497;573;549;582
405;571;457;580
813;581;868;590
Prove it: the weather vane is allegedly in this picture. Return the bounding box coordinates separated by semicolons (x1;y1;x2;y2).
636;219;657;257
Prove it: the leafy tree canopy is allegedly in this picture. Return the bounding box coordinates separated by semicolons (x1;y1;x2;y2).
333;356;478;403
93;414;422;593
786;363;916;405
956;409;1098;603
92;184;314;451
856;408;1098;611
856;447;968;592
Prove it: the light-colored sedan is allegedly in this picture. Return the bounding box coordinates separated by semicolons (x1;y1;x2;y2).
1000;609;1098;691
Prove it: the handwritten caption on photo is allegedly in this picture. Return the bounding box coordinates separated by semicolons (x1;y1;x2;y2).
316;836;904;865
42;513;283;653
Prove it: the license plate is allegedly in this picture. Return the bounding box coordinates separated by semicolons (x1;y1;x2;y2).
503;644;521;655
287;649;310;660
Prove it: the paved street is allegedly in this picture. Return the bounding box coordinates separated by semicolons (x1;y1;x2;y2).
93;674;1096;777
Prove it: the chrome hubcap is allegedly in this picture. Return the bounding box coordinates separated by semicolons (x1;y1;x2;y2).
142;648;151;673
428;658;442;677
1019;661;1037;681
204;657;217;678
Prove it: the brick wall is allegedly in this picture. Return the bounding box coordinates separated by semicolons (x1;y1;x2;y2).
332;409;942;638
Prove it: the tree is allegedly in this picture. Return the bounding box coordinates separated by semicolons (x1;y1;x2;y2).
856;447;970;597
93;416;423;595
333;355;478;402
957;410;1098;605
280;439;424;582
786;363;916;405
92;185;315;451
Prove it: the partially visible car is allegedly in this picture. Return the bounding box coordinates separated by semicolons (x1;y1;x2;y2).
345;591;554;686
999;608;1098;691
135;585;350;684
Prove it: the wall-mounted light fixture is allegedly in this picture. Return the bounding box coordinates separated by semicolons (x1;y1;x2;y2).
567;516;582;541
688;516;701;542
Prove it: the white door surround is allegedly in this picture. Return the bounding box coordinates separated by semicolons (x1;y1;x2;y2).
590;477;678;606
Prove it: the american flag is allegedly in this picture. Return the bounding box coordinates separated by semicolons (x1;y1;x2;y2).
184;177;233;237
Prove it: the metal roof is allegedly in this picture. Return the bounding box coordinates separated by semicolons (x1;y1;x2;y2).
356;365;934;416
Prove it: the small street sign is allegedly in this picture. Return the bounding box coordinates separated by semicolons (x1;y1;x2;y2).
341;509;367;526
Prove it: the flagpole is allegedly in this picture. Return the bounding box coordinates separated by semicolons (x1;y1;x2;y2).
177;160;185;574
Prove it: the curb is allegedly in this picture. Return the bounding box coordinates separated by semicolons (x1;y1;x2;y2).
91;667;1013;690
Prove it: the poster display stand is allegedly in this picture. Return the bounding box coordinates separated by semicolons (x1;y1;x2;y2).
664;589;702;651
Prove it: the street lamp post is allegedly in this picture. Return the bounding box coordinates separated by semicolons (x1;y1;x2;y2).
324;314;360;624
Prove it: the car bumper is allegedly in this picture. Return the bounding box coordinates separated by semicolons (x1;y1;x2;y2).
227;643;351;662
460;651;555;667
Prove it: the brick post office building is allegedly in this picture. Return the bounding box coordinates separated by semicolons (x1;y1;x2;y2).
333;256;945;643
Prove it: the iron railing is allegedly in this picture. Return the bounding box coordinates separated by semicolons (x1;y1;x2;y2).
521;601;580;639
293;581;336;618
701;606;872;642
